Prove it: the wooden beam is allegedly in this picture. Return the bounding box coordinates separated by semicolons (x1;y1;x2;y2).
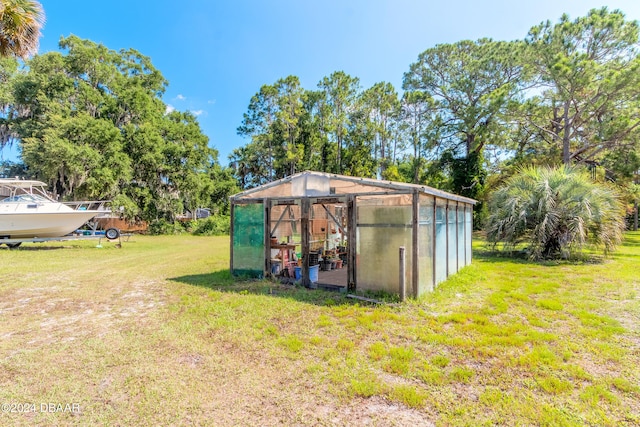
270;204;291;236
321;204;347;236
232;190;414;204
315;197;343;204
347;195;357;292
264;199;271;277
301;198;310;287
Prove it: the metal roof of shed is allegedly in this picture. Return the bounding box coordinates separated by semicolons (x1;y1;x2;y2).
231;171;476;205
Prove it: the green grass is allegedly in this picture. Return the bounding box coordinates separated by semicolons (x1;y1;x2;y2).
1;232;639;425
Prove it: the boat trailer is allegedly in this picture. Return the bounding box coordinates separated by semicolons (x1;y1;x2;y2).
0;227;123;249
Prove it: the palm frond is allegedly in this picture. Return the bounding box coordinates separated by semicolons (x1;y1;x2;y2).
486;165;625;260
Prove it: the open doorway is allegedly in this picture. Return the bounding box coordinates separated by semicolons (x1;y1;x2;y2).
310;198;349;291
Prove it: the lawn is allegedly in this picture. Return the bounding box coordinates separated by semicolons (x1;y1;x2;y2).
1;233;639;426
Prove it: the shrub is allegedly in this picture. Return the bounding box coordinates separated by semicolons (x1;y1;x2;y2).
191;215;230;236
148;219;186;235
485;165;625;260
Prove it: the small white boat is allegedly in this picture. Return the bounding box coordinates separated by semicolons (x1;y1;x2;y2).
0;179;101;239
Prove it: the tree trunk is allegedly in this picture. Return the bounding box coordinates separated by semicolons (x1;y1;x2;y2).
413;135;420;184
337;133;342;174
562;101;571;164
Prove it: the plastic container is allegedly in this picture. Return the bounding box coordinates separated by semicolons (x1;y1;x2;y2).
294;265;319;284
309;264;319;283
271;262;281;275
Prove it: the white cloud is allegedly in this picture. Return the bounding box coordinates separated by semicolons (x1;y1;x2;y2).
207;99;216;105
175;94;186;101
165;104;175;114
191;109;204;116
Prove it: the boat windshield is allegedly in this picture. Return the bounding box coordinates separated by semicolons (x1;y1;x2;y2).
1;194;51;203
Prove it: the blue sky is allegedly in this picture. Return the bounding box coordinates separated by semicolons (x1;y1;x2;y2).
3;0;640;165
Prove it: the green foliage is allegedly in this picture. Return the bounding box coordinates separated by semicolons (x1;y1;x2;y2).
441;149;488;226
278;335;304;353
368;342;387;361
191;215;230;236
230;8;640;224
403;39;526;158
537;376;573;394
0;159;27;177
2;35;233;223
148;219;186;236
349;378;381;398
525;7;640;165
385;345;415;375
388;384;427;408
537;299;564;311
486;165;625;260
450;366;474;383
110;193;140;220
431;354;450;368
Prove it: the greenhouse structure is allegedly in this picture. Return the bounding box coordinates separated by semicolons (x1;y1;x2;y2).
229;171;476;298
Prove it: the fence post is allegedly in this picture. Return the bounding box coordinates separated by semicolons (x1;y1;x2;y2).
399;246;406;301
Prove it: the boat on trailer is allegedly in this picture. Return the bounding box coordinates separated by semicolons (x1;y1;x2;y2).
0;178;117;247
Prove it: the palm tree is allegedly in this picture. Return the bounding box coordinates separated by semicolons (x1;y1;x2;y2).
486;165;625;260
0;0;45;59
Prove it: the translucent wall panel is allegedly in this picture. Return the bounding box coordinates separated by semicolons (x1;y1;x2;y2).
435;201;447;286
292;174;330;197
465;206;472;266
357;196;412;294
232;203;264;277
237;182;293;199
458;207;465;267
447;204;457;276
418;196;434;296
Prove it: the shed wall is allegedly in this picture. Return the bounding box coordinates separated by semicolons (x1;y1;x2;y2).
232;203;264;276
417;195;434;296
356;195;413;294
435;200;448;286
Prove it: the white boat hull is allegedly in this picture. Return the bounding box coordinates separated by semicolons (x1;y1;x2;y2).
0;211;100;238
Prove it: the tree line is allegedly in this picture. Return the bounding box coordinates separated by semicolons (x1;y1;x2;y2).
0;36;237;222
2;6;639;227
232;8;640;221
